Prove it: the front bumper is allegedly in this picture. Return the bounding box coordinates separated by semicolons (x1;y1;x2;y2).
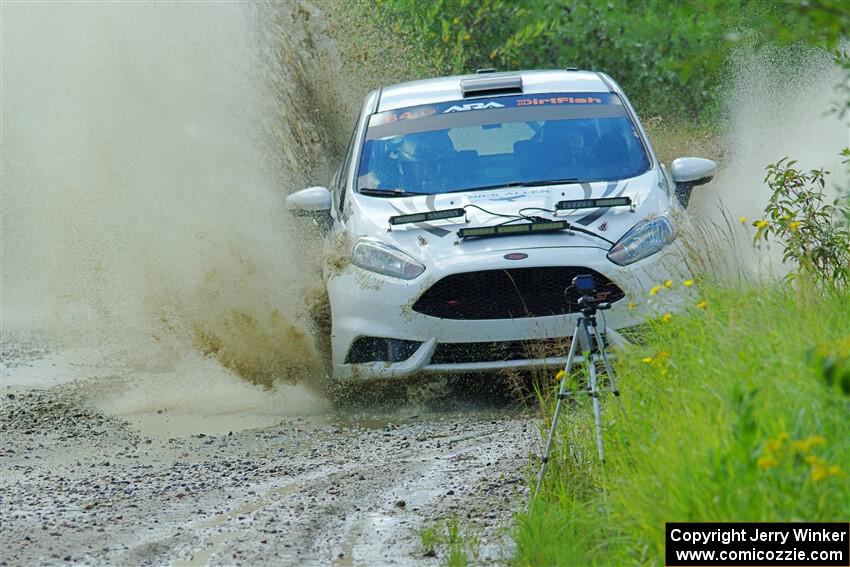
328;244;687;381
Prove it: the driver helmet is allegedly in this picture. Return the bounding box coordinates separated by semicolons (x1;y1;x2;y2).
397;130;454;191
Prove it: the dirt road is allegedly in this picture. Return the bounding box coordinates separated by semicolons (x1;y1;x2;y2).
1;338;535;566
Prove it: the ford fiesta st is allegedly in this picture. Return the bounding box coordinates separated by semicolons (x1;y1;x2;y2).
286;69;716;381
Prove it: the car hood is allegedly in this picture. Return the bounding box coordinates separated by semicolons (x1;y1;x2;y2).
344;169;672;264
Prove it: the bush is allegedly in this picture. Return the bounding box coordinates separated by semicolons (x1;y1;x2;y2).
753;154;850;288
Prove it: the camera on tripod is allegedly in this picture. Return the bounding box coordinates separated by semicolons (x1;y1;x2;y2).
572;274;611;314
537;273;623;495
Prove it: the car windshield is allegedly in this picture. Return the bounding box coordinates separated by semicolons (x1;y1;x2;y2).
357;92;650;196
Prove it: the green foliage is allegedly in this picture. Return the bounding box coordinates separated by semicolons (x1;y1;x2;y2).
753;155;850;288
375;0;850;121
418;517;480;566
518;280;850;565
375;0;776;122
756;0;850;54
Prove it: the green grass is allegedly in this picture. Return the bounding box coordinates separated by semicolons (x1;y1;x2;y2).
419;516;481;566
517;279;850;566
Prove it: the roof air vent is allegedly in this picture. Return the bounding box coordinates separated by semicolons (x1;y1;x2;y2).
475;68;497;74
460;74;523;98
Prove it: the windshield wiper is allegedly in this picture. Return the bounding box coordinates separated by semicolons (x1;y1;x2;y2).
443;181;527;194
444;179;586;194
359;187;429;197
521;178;585;187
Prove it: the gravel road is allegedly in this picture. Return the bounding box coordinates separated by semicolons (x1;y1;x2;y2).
1;337;536;566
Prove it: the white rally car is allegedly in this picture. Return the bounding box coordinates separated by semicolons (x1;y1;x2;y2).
287;69;716;381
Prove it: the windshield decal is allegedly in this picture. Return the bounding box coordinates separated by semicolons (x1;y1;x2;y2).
371;92;620;127
443;101;506;113
517;95;603;106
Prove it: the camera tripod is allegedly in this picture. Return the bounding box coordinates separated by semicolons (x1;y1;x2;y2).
535;290;623;497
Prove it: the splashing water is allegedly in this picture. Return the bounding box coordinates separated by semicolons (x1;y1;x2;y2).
686;47;849;279
1;2;347;429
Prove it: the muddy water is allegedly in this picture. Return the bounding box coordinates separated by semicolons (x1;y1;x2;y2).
1;2;345;420
0;4;531;565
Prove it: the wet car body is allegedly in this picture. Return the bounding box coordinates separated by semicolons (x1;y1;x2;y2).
286;69;716;381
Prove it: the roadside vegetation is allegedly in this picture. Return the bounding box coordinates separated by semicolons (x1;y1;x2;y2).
420;517;482;567
372;0;849;124
518;273;849;565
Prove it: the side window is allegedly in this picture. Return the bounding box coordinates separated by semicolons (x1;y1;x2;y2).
337;126;357;215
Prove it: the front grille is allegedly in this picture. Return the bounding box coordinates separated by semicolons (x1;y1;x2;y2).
412;267;624;320
431;337;571;365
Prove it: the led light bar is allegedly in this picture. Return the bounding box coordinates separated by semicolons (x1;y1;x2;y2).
388;208;466;226
555;196;631;211
458;221;569;239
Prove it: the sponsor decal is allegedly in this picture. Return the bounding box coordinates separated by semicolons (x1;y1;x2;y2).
504;253;528;260
517;96;603;106
369;92;620;126
442;101;505;113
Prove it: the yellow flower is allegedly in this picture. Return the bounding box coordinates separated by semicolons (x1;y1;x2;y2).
828;465;842;475
812;467;828;481
793;435;827;453
754;220;768;228
658;350;670;359
789;221;801;230
627;302;637;310
463;33;471;41
757;455;779;469
555;370;566;381
738;216;748;224
696;300;707;310
452;16;460;24
661;313;672;323
642;356;654;364
663;280;673;288
683;279;694;287
764;431;790;453
649;285;661;296
804;455;823;465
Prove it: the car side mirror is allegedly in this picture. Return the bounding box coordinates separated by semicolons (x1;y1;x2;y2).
670;157;717;209
286;186;332;231
286;186;332;212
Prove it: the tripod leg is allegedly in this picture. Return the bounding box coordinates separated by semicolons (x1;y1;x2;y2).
592;325;625;412
535;320;581;497
583;324;606;462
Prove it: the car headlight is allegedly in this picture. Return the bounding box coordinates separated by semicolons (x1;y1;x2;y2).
606;216;676;266
351;239;425;280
